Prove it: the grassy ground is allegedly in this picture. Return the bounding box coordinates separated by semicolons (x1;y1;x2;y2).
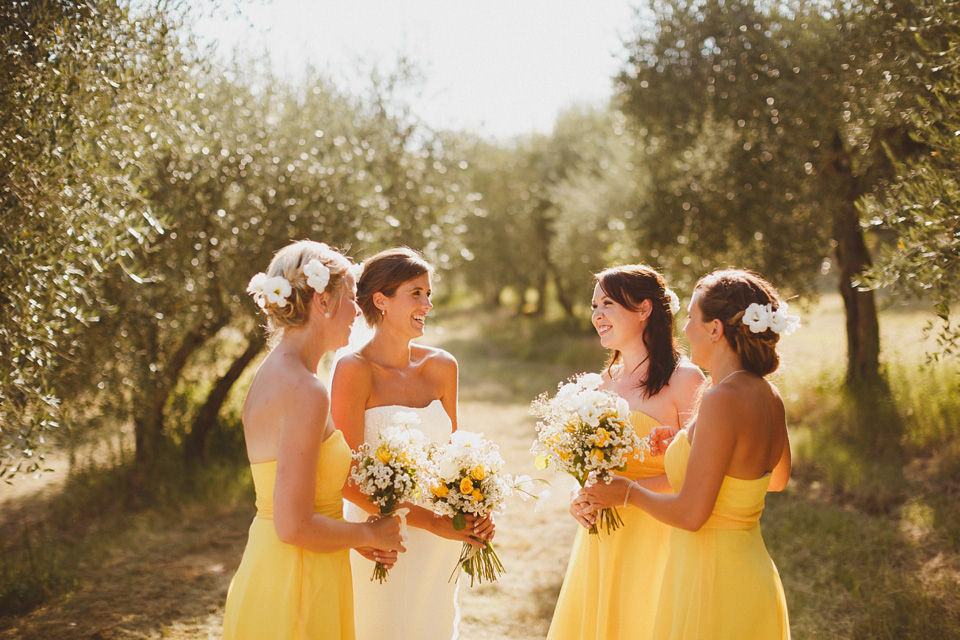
1;294;958;638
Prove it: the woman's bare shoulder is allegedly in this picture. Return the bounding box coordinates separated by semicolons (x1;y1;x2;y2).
672;360;706;385
246;360;329;433
333;351;375;380
414;344;458;370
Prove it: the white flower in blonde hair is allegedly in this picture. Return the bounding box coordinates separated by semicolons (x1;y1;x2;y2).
350;261;365;281
246;272;270;308
664;288;680;315
262;275;292;307
304;258;331;293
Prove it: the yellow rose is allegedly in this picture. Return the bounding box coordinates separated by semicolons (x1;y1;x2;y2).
594;427;610;447
471;489;484;502
460;477;474;494
431;484;449;498
591;448;605;463
375;447;392;464
470;465;487;481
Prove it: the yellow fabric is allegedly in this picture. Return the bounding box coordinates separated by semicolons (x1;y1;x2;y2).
547;411;671;640
653;430;790;640
223;430;355;640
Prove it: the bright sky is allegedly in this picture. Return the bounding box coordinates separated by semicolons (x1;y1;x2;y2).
196;1;644;140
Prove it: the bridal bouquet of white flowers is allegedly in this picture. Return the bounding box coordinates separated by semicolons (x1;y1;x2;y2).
530;372;648;535
424;430;516;585
351;412;430;583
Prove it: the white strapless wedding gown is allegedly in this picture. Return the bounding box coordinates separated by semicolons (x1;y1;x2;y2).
344;399;462;640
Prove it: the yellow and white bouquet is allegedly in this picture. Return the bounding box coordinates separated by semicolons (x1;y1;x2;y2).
350;411;430;582
530;372;648;535
425;430;515;585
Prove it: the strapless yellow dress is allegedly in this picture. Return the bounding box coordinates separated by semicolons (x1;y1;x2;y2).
223;430;355;640
547;411;671;640
653;430;790;639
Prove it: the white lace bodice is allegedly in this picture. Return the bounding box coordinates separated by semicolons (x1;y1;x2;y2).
362;399;453;446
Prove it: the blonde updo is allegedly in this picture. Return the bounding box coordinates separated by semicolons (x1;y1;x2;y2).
693;269;783;377
254;240;352;336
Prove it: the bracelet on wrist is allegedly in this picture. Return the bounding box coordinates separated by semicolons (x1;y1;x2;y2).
622;482;633;508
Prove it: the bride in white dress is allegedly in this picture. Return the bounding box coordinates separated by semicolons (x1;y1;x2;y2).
331;247;495;640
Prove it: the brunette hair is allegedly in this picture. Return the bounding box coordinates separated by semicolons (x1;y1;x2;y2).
357;247;432;326
693;269;783;377
595;264;680;398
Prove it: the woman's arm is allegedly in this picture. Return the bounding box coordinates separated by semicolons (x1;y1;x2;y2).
570;474;673;528
424;349;496;542
583;388;741;532
672;362;706;428
431;349;459;432
272;380;404;553
330;355;373;452
330;356;381;515
767;437;791;492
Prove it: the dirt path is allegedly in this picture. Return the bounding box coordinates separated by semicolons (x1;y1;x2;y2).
0;333;582;639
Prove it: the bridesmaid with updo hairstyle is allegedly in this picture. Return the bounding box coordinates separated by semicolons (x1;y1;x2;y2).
582;268;794;640
332;246;494;640
549;264;704;640
223;240;405;640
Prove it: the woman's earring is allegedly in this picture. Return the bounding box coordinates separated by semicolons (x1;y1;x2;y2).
381;309;386;316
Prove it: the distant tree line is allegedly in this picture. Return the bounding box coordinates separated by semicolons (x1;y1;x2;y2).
0;0;471;479
455;0;958;456
2;0;957;476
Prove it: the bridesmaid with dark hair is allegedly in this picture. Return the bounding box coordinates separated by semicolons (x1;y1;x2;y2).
582;268;793;639
548;264;704;640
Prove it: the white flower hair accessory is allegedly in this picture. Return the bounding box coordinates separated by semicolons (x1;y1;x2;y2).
303;258;331;293
742;302;800;336
247;272;292;308
664;288;680;315
350;261;364;281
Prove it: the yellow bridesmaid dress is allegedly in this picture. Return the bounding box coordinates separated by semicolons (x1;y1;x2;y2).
653;430;790;639
548;411;671;640
223;430;355;640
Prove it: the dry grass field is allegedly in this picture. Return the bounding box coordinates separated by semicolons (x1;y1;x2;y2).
1;293;958;639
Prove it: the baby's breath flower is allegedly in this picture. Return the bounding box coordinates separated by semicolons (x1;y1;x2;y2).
530;372;649;535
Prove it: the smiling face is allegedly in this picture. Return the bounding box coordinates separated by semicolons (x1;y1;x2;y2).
591;282;647;351
379;272;433;339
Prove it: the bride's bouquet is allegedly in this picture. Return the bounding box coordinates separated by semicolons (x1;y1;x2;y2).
530;372;648;535
350;411;430;583
424;430;515;586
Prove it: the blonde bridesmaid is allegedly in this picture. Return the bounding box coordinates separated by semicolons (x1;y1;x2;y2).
222;241;405;640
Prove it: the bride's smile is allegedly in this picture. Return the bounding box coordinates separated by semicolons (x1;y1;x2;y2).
379;272;433;338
